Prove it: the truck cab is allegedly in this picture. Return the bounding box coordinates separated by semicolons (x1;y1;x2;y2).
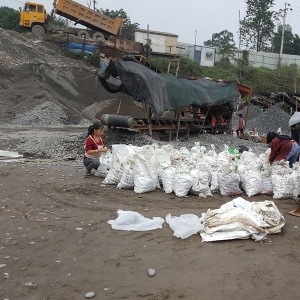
20;2;47;35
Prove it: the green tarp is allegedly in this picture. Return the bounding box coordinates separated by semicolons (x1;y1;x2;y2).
99;59;241;117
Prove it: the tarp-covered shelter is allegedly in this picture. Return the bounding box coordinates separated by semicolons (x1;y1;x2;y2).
98;59;241;117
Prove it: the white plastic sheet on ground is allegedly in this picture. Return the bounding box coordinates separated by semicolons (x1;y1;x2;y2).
200;197;285;242
166;213;204;239
107;210;164;231
0;150;23;158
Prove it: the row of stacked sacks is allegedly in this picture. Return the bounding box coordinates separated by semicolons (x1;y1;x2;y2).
100;143;300;199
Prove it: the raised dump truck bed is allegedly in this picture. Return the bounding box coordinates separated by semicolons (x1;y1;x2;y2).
54;0;123;37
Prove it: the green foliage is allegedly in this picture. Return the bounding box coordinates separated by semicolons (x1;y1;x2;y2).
51;15;69;27
240;0;277;51
98;8;139;31
203;30;235;47
146;56;300;96
147;57;203;77
272;25;300;55
0;6;20;32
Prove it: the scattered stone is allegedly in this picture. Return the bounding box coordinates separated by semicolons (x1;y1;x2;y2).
148;268;156;276
85;292;95;298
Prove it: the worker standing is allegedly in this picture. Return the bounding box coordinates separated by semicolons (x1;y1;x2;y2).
236;114;245;136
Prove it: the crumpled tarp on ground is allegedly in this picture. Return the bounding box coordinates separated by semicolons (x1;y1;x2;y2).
98;59;241;117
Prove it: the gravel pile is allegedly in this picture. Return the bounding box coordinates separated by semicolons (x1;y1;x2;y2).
246;105;291;135
0;28;90;69
12;101;90;127
237;104;263;120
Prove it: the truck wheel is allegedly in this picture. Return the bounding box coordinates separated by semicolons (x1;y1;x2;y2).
32;25;45;36
93;32;105;40
78;30;90;39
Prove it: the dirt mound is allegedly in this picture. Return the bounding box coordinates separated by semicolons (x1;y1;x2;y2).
95;98;145;119
0;28;142;126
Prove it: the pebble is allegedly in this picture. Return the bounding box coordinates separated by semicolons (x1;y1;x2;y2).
85;292;95;298
148;268;156;276
76;228;83;231
0;264;7;268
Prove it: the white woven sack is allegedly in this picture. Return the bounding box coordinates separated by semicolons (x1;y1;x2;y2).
241;170;263;197
95;153;112;177
190;169;212;196
272;173;298;199
159;166;175;194
117;164;134;189
218;173;242;196
261;177;273;195
173;162;193;197
133;155;156;194
210;172;219;193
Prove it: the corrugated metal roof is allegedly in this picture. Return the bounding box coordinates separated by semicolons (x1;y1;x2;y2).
134;29;178;38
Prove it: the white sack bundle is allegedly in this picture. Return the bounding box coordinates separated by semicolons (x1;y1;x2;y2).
241;170;263;197
271;163;298;199
261;177;273;195
173;162;193;197
166;214;204;239
133;155;157;194
108;210;164;231
159;164;175;194
117;163;134;189
200;197;285;242
190;168;212;196
95;152;112;177
218;173;242;196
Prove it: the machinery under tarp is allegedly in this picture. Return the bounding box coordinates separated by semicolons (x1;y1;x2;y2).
98;59;241;117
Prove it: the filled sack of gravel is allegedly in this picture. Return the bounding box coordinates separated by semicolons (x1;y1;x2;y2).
240;170;263;197
117;162;134;189
159;164;175;194
210;172;219;193
261;177;273;195
218;173;242;196
190;165;212;197
271;164;298;199
95;152;112;178
103;144;133;185
173;162;193;197
133;155;157;194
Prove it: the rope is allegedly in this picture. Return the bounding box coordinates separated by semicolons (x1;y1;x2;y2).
0;208;63;222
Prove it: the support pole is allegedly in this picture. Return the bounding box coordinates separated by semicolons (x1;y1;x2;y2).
279;3;287;67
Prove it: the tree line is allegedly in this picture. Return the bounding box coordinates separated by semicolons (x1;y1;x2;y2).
204;0;300;56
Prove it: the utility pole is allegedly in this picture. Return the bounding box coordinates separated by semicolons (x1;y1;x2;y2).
93;0;96;11
278;3;292;67
195;30;197;46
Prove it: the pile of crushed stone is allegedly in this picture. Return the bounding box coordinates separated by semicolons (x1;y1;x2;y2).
0;28;91;69
246;105;291;135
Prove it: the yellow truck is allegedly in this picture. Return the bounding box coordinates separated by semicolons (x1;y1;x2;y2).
19;0;123;39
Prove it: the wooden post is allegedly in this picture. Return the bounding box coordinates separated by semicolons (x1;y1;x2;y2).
175;60;180;77
81;35;86;55
244;88;252;129
116;90;124;115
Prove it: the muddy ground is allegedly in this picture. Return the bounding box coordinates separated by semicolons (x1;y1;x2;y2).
1;160;300;300
1;28;300;300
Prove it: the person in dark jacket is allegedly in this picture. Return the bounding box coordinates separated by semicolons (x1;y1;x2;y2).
267;132;299;168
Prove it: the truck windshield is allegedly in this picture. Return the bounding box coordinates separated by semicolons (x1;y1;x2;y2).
24;4;36;12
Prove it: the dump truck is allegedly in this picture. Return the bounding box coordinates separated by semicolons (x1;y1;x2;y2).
19;0;123;39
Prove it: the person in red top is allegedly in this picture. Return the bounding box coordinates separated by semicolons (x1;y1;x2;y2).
267;132;299;168
236;114;245;136
83;121;108;176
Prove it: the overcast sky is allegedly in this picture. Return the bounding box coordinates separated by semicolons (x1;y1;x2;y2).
6;0;300;46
